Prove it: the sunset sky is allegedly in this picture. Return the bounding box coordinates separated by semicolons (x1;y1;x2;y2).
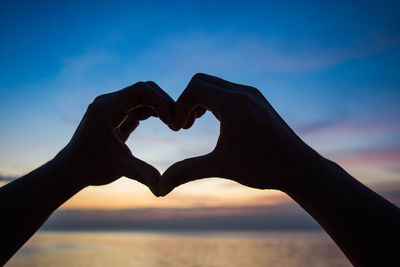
1;1;399;228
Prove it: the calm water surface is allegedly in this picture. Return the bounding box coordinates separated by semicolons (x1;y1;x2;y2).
7;231;351;267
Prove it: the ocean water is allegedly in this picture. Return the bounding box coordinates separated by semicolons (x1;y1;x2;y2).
7;231;351;267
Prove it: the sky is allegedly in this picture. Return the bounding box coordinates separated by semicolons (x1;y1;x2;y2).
1;0;399;229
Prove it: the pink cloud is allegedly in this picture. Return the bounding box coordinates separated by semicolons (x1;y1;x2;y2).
298;116;399;137
329;147;400;167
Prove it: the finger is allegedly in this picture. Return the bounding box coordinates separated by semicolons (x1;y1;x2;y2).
137;84;174;126
182;106;206;129
195;106;207;118
121;156;161;196
192;75;297;138
116;82;174;126
135;106;158;120
194;74;290;135
174;78;233;129
145;81;179;131
191;73;244;91
182;110;197;129
158;153;217;196
117;115;139;142
146;81;175;104
193;73;262;99
117;107;158;142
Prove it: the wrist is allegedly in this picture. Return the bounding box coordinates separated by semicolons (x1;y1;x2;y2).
48;149;88;191
282;151;337;197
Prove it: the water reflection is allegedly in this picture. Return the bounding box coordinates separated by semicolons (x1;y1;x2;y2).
8;231;350;267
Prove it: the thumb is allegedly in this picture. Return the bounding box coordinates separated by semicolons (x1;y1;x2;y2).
159;153;217;197
121;156;161;196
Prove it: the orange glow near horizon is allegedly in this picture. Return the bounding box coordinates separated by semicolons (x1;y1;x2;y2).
60;178;290;210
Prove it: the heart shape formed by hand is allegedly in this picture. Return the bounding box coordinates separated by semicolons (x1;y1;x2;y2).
66;73;309;198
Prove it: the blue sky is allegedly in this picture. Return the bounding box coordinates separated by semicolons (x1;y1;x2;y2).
1;1;399;214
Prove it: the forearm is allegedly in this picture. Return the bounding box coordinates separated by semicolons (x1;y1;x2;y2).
286;158;400;266
0;159;84;265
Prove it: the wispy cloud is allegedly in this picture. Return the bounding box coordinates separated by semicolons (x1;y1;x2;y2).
297;114;399;137
44;201;320;231
297;111;400;156
44;180;400;231
330;147;400;167
59;116;79;126
135;32;400;77
44;182;400;231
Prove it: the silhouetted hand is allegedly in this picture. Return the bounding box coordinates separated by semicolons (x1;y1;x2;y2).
54;81;174;195
158;74;400;267
0;81;176;265
159;73;322;195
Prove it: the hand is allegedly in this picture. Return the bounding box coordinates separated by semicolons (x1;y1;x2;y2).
53;81;174;195
159;73;323;196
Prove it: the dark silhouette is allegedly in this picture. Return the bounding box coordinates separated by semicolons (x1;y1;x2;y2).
0;73;399;266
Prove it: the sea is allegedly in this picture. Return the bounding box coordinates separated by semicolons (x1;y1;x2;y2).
7;230;351;267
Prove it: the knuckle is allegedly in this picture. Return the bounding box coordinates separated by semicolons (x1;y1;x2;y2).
135;81;146;87
87;95;109;117
87;101;100;112
246;85;260;95
92;93;108;103
145;80;157;87
192;72;206;81
239;85;261;97
123;81;148;99
132;81;146;92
